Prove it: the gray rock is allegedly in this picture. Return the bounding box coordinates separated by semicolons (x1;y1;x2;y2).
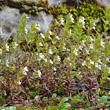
0;6;53;44
97;0;110;7
12;0;66;6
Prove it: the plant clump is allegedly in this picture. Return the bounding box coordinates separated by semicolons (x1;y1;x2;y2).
0;0;110;110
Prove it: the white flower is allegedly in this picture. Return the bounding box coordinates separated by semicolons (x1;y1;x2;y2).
0;49;2;55
25;27;28;34
79;46;82;50
79;16;85;23
40;33;45;39
89;37;94;42
0;59;1;63
100;39;105;48
49;31;52;35
82;61;86;66
23;67;28;75
39;42;43;46
90;43;94;49
53;67;56;71
49;49;53;54
49;59;53;64
90;60;94;65
109;68;110;74
67;57;70;61
55;20;59;24
95;63;98;68
61;18;64;25
56;36;60;40
92;22;96;30
82;40;86;46
39;53;45;59
85;49;89;55
34;95;39;100
13;42;18;49
6;59;9;67
98;59;103;64
44;58;47;62
63;45;66;49
98;65;101;70
17;81;21;85
73;48;78;56
57;56;61;62
106;58;109;62
35;23;40;31
48;35;52;39
5;43;9;51
79;16;85;28
37;70;42;77
70;14;74;23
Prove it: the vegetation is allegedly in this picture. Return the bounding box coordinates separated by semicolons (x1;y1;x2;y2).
0;0;110;109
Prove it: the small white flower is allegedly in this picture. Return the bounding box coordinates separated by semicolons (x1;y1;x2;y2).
37;70;42;77
49;31;52;35
35;23;40;31
100;39;105;48
39;42;43;46
79;16;85;23
25;27;28;34
82;61;86;66
61;18;64;25
106;58;109;62
17;81;21;85
55;20;59;24
70;14;74;23
24;67;28;72
98;59;103;64
49;49;53;54
98;65;101;70
85;49;89;55
95;63;98;68
49;59;53;64
79;16;85;28
56;36;60;40
34;95;39;100
0;49;2;55
6;59;9;67
53;67;56;71
90;43;94;49
90;37;94;42
108;68;110;74
90;60;94;65
92;22;96;30
73;48;78;56
40;33;45;39
44;58;47;62
57;56;61;62
63;46;66;50
13;42;18;49
48;35;52;39
39;53;45;59
5;43;9;51
67;57;70;61
23;67;28;75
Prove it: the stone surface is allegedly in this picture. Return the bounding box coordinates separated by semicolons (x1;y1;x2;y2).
0;6;53;44
12;0;66;6
97;0;110;7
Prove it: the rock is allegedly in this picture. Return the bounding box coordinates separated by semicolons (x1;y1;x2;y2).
0;7;21;43
0;6;53;44
12;0;66;6
96;0;110;7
